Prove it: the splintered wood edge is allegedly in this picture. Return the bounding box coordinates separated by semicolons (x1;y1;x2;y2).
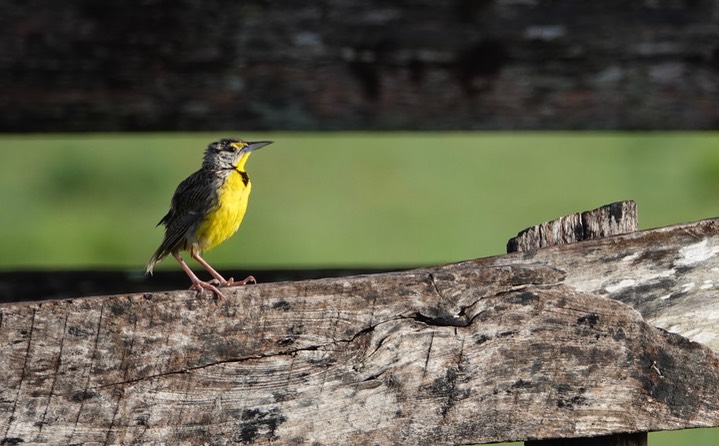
507;200;638;253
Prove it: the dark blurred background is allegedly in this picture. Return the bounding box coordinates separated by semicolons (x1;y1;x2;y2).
2;0;719;132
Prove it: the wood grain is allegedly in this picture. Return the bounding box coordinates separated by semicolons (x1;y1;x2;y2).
514;202;643;446
507;201;638;253
504;216;719;353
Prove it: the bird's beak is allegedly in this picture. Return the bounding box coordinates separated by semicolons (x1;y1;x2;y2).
245;141;273;152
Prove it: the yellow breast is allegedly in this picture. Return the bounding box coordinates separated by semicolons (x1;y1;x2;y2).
194;169;251;252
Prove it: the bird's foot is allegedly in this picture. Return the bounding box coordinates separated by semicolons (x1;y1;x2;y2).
209;275;257;287
189;280;225;299
225;275;257;286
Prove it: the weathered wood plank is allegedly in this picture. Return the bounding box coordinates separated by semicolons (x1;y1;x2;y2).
2;270;719;445
3;212;719;444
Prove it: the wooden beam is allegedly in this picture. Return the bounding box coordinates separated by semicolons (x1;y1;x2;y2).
2;205;719;444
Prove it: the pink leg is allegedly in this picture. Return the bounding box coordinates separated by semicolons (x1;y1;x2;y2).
173;252;224;298
191;251;257;287
190;251;228;283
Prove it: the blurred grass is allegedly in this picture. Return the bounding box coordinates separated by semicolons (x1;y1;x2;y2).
500;427;719;446
1;132;719;444
2;132;719;270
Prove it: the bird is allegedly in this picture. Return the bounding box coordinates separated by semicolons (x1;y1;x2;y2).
146;138;273;298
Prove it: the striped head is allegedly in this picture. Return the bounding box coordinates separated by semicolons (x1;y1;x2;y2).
202;139;273;170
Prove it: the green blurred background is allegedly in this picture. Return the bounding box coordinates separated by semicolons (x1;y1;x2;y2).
1;132;718;445
3;132;719;269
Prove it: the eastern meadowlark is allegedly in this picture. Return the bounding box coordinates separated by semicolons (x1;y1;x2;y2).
146;138;272;298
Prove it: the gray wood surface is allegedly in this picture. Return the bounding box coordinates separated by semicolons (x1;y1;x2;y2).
506;216;719;354
3;208;719;445
508;201;638;253
510;201;645;446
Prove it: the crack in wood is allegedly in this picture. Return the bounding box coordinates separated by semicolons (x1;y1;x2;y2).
69;302;104;444
95;318;395;390
428;273;446;300
96;344;324;389
3;308;35;440
403;306;489;329
361;331;391;363
360;369;388;383
38;310;69;436
439;337;467;422
95;316;413;392
423;332;435;377
407;311;468;327
105;309;138;445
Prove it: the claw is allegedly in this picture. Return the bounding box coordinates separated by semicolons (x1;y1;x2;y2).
171;252;254;299
209;275;257;287
189;274;256;299
189;280;225;299
224;275;257;286
190;252;256;288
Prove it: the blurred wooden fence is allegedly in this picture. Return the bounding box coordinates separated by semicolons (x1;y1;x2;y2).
2;201;719;445
3;2;719;131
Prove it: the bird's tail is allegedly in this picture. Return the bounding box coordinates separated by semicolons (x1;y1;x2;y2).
146;224;177;276
145;250;166;276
